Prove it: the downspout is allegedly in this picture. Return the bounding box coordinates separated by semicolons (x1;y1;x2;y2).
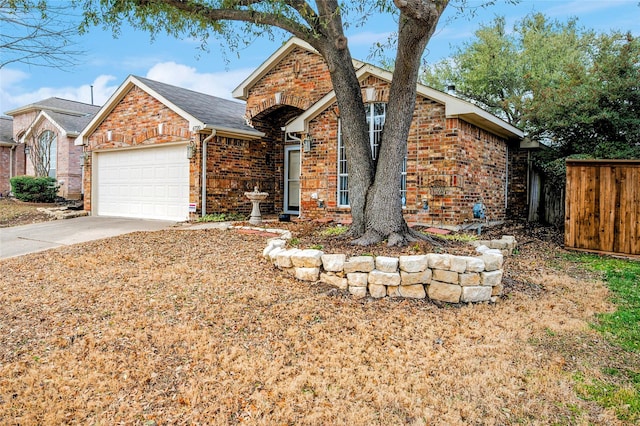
201;131;216;217
9;144;16;192
505;145;509;212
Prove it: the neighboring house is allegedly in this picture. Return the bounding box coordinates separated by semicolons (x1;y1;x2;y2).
0;116;26;196
76;38;533;226
5;98;101;200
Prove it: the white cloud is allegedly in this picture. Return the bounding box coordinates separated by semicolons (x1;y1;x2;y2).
1;72;118;113
0;68;29;114
145;62;253;100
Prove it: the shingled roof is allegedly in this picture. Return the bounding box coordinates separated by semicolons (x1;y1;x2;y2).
5;97;101;139
0;116;14;145
77;75;263;144
134;76;256;133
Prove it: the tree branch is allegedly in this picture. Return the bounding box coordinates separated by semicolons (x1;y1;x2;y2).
151;0;317;43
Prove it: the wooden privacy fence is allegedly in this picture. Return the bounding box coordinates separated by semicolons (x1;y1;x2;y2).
565;159;640;256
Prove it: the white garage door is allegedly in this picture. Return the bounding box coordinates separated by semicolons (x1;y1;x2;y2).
95;144;190;221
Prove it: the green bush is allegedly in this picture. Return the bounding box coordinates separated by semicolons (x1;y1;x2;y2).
9;175;59;202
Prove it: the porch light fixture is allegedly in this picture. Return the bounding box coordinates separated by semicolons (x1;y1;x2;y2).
303;135;312;153
24;144;30;155
187;140;197;159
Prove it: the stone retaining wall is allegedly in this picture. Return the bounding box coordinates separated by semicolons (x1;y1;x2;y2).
262;234;517;304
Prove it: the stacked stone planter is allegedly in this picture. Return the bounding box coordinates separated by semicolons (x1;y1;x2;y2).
263;236;516;304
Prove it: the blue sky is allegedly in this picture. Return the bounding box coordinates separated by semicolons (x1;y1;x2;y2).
1;0;639;114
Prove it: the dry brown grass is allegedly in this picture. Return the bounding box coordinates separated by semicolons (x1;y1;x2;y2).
0;198;53;227
0;227;631;425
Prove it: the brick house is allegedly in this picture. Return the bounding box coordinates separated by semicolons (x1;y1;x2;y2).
0;116;26;196
77;38;529;226
234;38;526;226
75;75;265;221
5;98;100;200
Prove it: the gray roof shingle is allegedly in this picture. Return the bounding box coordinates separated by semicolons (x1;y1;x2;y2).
0;116;14;143
134;76;258;134
46;110;96;135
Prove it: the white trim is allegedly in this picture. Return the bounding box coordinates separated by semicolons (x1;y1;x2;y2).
75;75;205;146
20;111;68;143
232;38;317;100
231;37;364;101
285;64;524;140
283;145;301;214
204;124;263;140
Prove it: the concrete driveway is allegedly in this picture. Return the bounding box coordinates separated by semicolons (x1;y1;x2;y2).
0;216;176;259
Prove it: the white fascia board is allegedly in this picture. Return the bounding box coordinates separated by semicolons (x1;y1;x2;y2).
231;36;365;101
75;75;137;146
133;77;204;130
75;75;204;146
204;124;265;140
286;64;523;140
232;38;318;100
21;111;67;142
285;64;387;133
5;103;84;118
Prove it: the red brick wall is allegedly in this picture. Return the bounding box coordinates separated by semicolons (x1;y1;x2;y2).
507;148;529;220
204;135;276;215
246;47;333;121
293;76;514;227
0;146;14;195
84;85;269;216
84;86;196;213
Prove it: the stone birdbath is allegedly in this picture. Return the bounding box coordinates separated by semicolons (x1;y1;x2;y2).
245;186;269;225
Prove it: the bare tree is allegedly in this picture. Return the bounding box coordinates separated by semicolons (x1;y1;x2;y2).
25;130;55;177
0;0;83;69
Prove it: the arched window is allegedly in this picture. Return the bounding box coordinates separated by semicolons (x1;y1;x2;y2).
337;103;407;207
37;130;57;178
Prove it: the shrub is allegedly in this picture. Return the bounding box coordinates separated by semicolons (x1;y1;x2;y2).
9;175;59;202
197;212;246;222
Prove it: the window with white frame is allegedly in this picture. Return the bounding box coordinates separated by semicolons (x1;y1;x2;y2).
337;103;407;207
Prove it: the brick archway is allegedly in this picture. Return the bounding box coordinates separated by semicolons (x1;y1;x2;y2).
247;93;310;123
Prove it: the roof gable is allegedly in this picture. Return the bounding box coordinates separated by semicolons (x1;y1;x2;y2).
21;111;66;142
232;37;364;101
285;63;523;141
232;38;317;101
76;75;263;145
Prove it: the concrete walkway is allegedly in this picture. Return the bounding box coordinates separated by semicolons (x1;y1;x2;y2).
0;216;175;259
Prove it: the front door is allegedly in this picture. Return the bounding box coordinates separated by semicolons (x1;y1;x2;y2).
284;145;300;214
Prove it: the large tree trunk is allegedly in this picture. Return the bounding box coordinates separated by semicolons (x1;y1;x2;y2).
312;1;374;237
352;3;447;246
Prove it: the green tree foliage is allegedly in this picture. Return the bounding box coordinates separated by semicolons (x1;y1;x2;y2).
421;13;639;161
529;32;640;159
422;13;587;129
